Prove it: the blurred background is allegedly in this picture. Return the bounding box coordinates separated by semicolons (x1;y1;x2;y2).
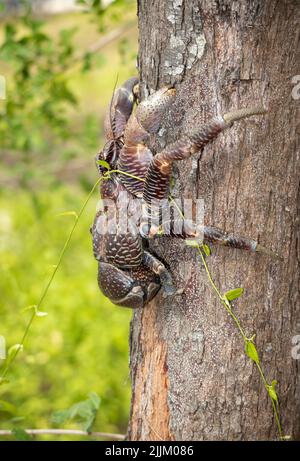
0;0;137;440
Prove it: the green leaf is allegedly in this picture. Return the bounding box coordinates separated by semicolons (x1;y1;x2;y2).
202;244;211;256
267;380;279;403
22;304;37;313
52;392;101;432
185;240;199;248
245;340;260;364
8;344;23;360
267;385;278;402
97;159;111;170
224;288;244;301
88;391;101;410
51;408;70;425
0;378;10;386
12;428;31;441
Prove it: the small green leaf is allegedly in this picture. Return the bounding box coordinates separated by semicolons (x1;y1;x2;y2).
52;392;101;433
224;288;244;301
88;391;101;410
51;409;70;425
97;159;111;170
245;340;260;364
185;240;199;248
267;386;278;402
267;380;278;402
0;378;10;386
281;435;292;441
202;244;211;256
57;211;78;219
22;304;37;313
222;296;231;308
12;428;31;441
8;344;23;359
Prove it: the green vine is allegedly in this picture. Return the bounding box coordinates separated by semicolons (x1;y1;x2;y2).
0;177;103;383
169;193;285;439
0;165;287;440
196;242;284;439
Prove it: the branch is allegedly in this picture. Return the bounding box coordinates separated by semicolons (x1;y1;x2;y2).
0;429;125;440
63;19;136;75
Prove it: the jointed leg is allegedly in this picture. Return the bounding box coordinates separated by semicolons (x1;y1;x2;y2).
97;77;139;174
143;250;177;296
117;87;176;197
143;106;266;204
141;215;278;257
201;225;278;257
104;76;139;140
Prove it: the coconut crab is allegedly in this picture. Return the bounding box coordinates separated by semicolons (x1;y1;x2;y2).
91;77;274;308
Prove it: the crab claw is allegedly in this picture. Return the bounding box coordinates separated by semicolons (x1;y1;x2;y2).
136;87;176;134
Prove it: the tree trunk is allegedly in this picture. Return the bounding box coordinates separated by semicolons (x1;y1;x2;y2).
128;0;300;441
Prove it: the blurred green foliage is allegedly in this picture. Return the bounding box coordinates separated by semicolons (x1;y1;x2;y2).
0;0;137;440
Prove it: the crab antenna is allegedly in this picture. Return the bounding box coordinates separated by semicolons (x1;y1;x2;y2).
109;73;119;141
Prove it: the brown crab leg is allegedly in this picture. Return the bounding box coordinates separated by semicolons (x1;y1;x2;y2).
117;87;176;197
103;76;139;141
96;77;140;175
200;225;278;257
143;250;176;295
143;106;266;204
141;216;279;258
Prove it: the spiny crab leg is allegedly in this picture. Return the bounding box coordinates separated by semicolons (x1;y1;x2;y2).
142;105;266;204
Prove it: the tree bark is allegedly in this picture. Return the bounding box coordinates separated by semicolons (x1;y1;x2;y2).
128;0;300;441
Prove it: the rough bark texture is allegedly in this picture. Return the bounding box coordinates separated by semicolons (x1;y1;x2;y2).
128;0;300;441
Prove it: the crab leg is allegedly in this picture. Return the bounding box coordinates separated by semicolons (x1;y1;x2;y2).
143;250;176;295
143;106;266;204
142;216;278;258
117;87;176;197
104;76;139;141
